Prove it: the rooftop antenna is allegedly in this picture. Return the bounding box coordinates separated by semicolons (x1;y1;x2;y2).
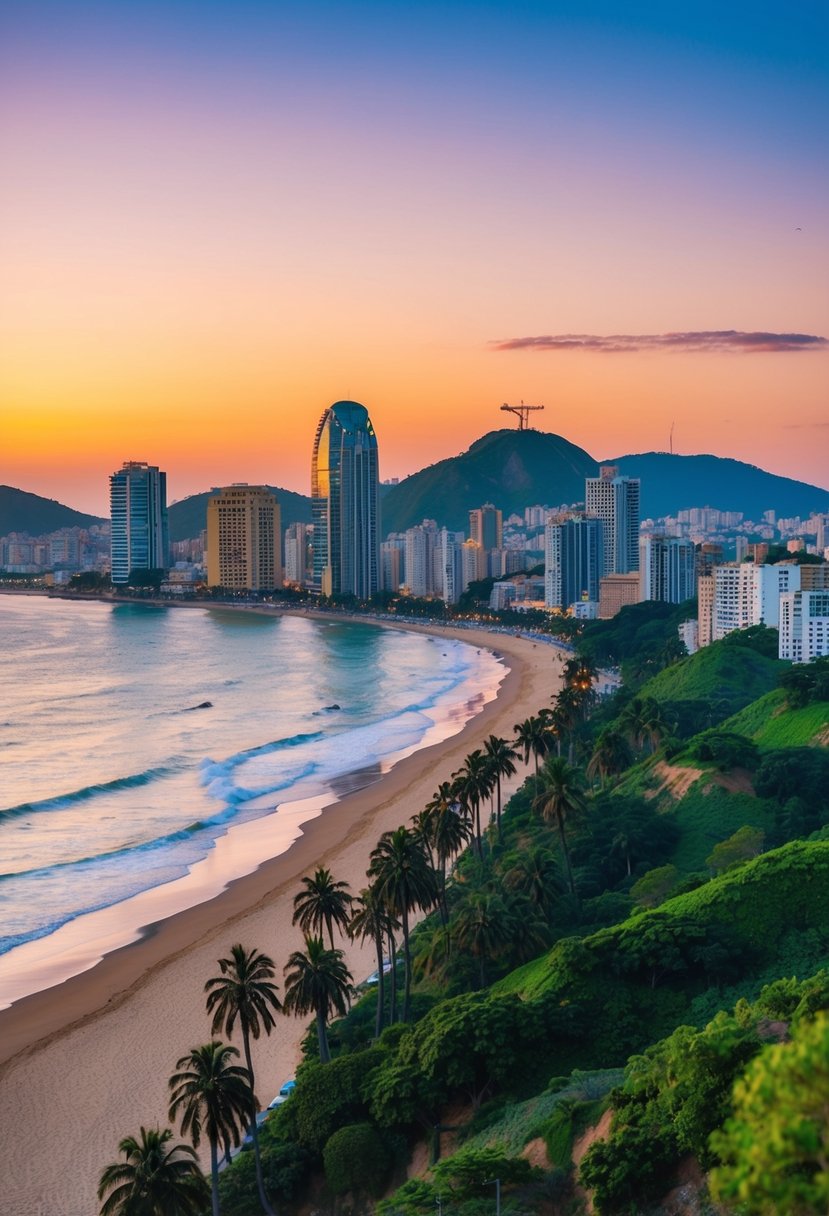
500;400;545;430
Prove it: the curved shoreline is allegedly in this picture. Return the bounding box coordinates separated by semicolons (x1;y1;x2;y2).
0;613;564;1216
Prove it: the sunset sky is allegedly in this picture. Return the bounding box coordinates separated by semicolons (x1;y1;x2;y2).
2;0;827;515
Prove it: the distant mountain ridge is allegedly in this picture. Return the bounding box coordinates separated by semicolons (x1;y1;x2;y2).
4;432;827;541
0;486;105;537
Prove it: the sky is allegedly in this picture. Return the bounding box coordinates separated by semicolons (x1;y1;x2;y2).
2;0;827;514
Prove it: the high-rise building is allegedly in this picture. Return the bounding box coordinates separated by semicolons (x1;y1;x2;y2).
639;536;696;603
544;515;603;609
380;537;405;593
311;401;380;598
403;521;438;597
109;461;168;585
585;466;640;574
284;522;310;586
469;504;503;552
779;590;829;663
206;485;282;591
438;529;467;604
710;561;800;642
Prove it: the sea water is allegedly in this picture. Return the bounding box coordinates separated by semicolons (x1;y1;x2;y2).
0;597;503;1002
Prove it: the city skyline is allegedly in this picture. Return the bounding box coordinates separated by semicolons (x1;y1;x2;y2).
3;2;828;511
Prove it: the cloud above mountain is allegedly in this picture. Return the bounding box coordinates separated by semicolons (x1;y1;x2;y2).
490;330;828;354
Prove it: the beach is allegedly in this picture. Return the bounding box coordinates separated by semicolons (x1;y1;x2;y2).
0;619;562;1216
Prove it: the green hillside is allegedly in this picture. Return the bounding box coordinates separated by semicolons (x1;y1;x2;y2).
0;485;105;537
639;639;783;717
168;484;313;541
724;688;829;749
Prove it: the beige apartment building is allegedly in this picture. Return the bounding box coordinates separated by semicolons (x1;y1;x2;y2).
206;485;282;591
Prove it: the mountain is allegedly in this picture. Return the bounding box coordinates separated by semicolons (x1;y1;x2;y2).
381;430;597;534
168;485;313;542
604;451;828;522
0;486;105;537
380;430;828;534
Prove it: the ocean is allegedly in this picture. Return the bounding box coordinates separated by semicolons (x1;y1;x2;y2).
0;596;503;1005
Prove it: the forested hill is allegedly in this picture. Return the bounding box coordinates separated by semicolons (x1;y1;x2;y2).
380;430;827;533
0;486;105;537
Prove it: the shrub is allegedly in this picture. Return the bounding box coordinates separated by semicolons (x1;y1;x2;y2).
323;1122;392;1197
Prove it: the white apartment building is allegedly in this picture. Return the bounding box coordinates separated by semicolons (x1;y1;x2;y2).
779;590;829;663
585;466;640;575
711;561;801;642
403;522;438;597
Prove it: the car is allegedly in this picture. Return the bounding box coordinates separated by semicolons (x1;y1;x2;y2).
267;1079;296;1110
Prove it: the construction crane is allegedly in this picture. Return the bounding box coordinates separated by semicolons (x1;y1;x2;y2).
500;400;545;430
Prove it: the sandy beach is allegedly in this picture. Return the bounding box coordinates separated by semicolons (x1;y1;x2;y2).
0;618;562;1216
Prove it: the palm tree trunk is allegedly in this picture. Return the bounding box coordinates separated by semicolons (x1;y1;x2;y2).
210;1141;220;1216
495;776;502;842
387;928;398;1024
242;1026;274;1216
402;904;412;1023
556;810;576;898
316;1007;330;1063
374;931;385;1039
474;801;482;857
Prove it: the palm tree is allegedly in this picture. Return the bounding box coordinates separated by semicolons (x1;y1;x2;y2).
483;734;519;842
532;756;586;899
369;825;437;1021
562;654;599;698
283;935;352;1062
349;887;397;1039
513;714;551;779
98;1126;208;1216
621;697;671;755
424;789;472;920
292;866;353;948
168;1041;252;1216
204;945;281;1216
586;728;633;788
451;892;514;987
453;749;495;856
554;686;585;763
503;845;563;921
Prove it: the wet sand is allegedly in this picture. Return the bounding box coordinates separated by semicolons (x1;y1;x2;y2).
0;620;563;1216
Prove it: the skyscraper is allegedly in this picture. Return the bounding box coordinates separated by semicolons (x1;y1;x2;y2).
109;461;168;585
585;466;640;574
206;485;282;591
311;401;380;598
639;536;696;603
544;515;604;609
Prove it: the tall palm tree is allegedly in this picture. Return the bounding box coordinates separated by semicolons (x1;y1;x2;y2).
423;788;472;920
369;825;437;1021
553;686;584;764
168;1042;252;1216
204;945;281;1216
513;714;551;779
483;734;519;842
452;749;495;856
348;887;397;1039
98;1126;208;1216
451;892;514;987
283;935;352;1063
503;845;563;921
532;756;586;899
586;728;633;788
292;866;353;948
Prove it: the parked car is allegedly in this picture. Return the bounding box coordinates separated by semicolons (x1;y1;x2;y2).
267;1079;296;1110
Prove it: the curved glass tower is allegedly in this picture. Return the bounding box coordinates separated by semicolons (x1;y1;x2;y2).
311;401;380;598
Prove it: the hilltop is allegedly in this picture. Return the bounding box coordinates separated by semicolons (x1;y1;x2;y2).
381;429;827;534
0;486;105;537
